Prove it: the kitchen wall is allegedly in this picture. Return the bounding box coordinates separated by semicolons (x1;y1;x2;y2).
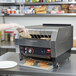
4;16;76;39
0;17;3;23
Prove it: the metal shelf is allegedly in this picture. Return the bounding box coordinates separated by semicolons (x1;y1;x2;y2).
22;2;76;5
4;13;76;17
0;2;76;6
0;3;20;6
71;48;76;51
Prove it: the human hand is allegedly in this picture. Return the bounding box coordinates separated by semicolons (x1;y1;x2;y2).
0;23;31;38
9;23;31;38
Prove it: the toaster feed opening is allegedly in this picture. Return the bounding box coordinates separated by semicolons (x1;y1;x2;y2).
30;34;51;40
27;29;52;40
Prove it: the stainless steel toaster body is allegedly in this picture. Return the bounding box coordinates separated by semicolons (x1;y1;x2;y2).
15;24;73;66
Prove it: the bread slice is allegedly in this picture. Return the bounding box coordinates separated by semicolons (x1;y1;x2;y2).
24;59;36;66
38;61;49;66
40;65;50;69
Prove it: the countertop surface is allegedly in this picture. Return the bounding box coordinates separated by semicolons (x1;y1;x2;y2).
0;41;15;49
0;52;76;76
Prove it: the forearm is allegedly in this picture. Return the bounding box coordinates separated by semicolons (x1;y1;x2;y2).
0;23;24;31
0;23;31;38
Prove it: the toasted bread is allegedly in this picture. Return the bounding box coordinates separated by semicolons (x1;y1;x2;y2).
38;61;48;66
24;59;36;66
40;65;50;69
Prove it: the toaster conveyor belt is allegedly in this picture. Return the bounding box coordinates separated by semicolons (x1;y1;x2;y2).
0;52;76;76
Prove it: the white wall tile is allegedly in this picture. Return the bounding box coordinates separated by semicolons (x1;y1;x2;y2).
0;17;3;23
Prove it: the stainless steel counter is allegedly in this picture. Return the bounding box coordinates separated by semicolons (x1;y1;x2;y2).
0;52;76;76
0;41;15;49
0;42;16;56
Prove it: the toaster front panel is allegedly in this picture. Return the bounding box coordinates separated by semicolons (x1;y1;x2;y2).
20;46;51;58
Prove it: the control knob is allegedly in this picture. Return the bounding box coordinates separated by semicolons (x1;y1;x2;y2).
28;49;32;53
28;48;34;54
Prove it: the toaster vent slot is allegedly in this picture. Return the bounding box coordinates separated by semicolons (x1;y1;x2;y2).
30;34;51;40
28;29;52;40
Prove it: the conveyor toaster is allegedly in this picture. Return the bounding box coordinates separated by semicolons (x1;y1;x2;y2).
15;24;73;67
